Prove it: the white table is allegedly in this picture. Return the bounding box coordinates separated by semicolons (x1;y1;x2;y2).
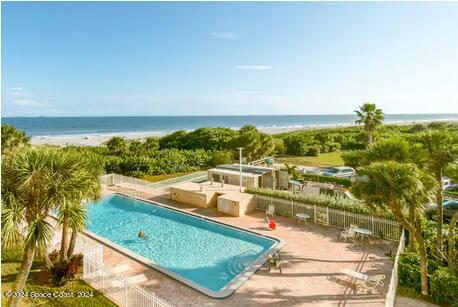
296;213;310;225
353;227;373;243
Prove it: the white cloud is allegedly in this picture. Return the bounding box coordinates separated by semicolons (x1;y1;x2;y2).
211;32;238;39
13;99;42;107
9;87;24;91
234;65;273;70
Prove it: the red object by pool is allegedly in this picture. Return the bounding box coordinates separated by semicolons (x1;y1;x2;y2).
269;220;277;230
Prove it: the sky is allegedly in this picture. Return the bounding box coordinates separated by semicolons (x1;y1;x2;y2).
2;1;458;117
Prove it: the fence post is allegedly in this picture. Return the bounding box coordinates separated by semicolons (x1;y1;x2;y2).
314;204;316;222
291;199;294;218
371;215;374;234
326;207;329;225
343;211;346;228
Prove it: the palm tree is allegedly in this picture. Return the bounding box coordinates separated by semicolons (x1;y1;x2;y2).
352;161;436;295
284;163;300;180
1;148;101;307
64;203;88;259
1;124;30;154
58;152;102;262
416;129;458;253
354;103;384;146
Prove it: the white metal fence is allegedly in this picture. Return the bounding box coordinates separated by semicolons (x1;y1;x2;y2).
83;257;173;307
254;194;401;240
100;172;207;189
82;237;173;307
384;229;406;307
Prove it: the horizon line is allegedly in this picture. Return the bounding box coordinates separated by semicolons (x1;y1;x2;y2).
3;112;458;118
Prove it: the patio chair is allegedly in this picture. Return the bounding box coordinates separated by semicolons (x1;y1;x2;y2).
340;227;356;242
341;269;385;289
266;254;286;273
367;274;386;288
349;224;359;238
266;205;275;220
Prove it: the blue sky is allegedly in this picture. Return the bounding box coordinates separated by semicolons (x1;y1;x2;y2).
2;2;458;116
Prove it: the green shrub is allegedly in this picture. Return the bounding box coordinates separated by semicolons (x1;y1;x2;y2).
273;138;286;155
398;250;440;294
326;142;341;152
306;145;321;156
210;150;234;166
430;267;458;306
283;134;310;156
341;150;367;168
398;251;422;292
301;173;352;187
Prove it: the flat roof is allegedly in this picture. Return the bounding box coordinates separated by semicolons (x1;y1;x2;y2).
214;164;274;175
170;181;242;194
208;168;261;177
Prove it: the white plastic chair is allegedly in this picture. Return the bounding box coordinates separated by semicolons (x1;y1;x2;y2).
266;205;275;220
340;227;356;242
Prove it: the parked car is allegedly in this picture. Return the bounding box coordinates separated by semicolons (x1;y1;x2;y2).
320;166;356;179
429;200;458;222
442;177;458;191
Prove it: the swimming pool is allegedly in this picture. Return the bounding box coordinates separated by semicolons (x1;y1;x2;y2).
85;194;281;298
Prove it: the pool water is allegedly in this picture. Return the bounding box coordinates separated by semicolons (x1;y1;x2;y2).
86;194;278;296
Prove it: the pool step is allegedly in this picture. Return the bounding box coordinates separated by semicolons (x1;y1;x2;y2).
227;259;248;276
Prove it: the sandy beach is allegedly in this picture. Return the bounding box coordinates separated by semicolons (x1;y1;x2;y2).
30;119;457;147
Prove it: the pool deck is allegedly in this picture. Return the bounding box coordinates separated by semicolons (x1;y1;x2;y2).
99;185;396;306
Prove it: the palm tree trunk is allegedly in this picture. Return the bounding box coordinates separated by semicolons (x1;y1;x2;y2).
435;169;443;254
408;205;416;250
60;218;69;262
67;229;78;258
448;211;458;273
367;131;373;146
390;201;429;295
42;248;53;269
9;245;35;307
413;215;429;296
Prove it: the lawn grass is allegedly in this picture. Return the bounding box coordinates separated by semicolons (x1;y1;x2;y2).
1;247;116;307
276;151;344;167
143;171;194;182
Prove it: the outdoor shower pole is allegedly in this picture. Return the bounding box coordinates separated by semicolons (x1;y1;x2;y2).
237;147;244;192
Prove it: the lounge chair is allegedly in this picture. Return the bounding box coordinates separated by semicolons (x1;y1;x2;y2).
111;263;131;275
340;227;356;242
110;273;148;288
266;205;275;221
341;269;385;289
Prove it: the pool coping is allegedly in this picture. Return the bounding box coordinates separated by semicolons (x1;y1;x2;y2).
80;191;285;299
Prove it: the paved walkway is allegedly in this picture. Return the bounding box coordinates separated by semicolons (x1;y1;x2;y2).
98;186;396;306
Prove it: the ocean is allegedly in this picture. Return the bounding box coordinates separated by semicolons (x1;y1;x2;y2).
2;114;458;137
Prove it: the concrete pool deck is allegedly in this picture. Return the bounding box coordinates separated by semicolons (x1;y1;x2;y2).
99;186;396;306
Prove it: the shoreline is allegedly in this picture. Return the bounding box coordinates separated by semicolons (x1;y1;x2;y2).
30;119;457;147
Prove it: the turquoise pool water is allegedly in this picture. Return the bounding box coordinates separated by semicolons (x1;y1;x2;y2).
86;194;278;295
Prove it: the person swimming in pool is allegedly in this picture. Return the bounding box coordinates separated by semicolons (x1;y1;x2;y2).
138;230;146;239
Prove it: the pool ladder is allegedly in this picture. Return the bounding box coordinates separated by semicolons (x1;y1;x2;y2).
227;250;257;276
